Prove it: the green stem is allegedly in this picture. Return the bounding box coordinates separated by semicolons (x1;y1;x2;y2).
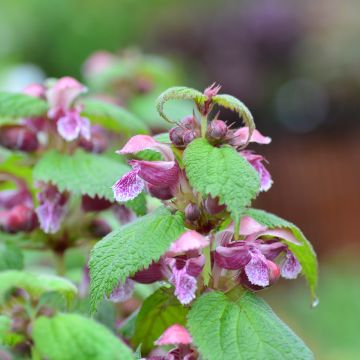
201;114;207;138
54;252;65;276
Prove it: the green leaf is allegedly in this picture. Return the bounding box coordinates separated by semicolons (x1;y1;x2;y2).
132;287;188;354
89;207;185;312
124;192;147;216
0;92;48;118
153;132;170;144
0;271;77;306
33;150;129;201
33;314;134;360
212;94;255;144
0;315;25;347
81;99;148;135
188;291;314;360
0;242;23;271
156;86;207;123
184;138;260;225
244;208;318;299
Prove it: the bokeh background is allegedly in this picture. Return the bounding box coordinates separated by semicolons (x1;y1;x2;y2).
1;0;359;358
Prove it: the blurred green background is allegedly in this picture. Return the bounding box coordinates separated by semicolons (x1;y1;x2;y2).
1;0;359;358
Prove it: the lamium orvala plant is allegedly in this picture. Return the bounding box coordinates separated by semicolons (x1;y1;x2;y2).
0;79;318;359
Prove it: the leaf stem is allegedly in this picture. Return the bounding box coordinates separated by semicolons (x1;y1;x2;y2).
54;252;65;276
200;114;207;138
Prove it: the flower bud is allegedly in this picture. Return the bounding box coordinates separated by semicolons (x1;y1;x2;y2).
0;125;38;152
81;195;112;212
147;184;174;200
79;125;108;153
183;130;196;145
169;126;185;147
203;196;226;215
3;205;38;233
180;115;197;130
185;203;201;222
206;120;228;141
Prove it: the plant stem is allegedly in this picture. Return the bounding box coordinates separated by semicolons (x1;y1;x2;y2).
54;252;65;276
201;114;207;138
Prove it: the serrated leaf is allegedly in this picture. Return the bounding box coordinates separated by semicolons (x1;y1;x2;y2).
156;86;207;123
0;92;48;118
89;207;185;312
184;138;260;225
188;291;314;360
81;99;148;135
0;271;77;306
124;192;147;216
132;287;188;354
244;208;318;299
212;94;255;144
0;242;23;271
33;150;129;201
33;314;134;360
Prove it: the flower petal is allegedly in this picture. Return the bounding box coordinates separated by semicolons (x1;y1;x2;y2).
130;160;179;187
258;228;300;245
117;135;174;161
244;248;270;287
131;261;164;284
231;127;271;146
106;278;134;303
241;151;273;192
167;231;209;256
155;324;192;346
46;77;87;115
57;110;81;141
281;251;302;279
240;216;267;236
112;168;145;202
171;268;197;305
214;242;251;270
79;116;91;140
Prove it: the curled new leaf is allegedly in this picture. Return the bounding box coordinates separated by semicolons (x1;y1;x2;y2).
156;87;207;123
212;94;255;146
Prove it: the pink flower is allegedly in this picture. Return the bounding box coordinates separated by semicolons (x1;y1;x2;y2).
155;324;192;346
35;184;68;234
57;108;91;142
241;150;273;192
83;51;115;77
214;216;302;288
112;135;179;202
229;127;271;147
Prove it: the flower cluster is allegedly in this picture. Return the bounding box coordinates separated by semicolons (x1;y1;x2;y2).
110;84;301;306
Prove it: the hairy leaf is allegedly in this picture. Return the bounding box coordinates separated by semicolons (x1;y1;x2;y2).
245;208;318;299
184;138;260;224
33;150;129;201
188;291;314;360
0;92;48;118
33;314;134;360
156;86;207;123
0;243;23;271
124;192;147;216
0;271;77;306
132;287;188;354
81;99;148;135
89;207;185;312
212;94;255;144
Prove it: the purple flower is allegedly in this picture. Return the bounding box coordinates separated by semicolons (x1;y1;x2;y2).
35;184;68;234
229;126;271;148
214;217;301;288
112;135;179;202
241;150;273;191
46;77;90;142
106;278;134;303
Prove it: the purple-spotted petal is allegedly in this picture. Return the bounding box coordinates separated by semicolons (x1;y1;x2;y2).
167;231;209;256
241;151;273;192
107;278;134;303
57;109;90;142
47;77;87;116
170;268;197;305
244;248;270;287
231;127;271;146
155;324;192;346
215;242;251;270
281;251;302;279
112;168;145;202
36;201;65;234
130;160;179;187
117;135;174;161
